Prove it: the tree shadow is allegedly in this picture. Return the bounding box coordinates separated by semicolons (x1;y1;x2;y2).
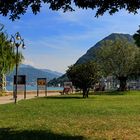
0;128;85;140
93;91;126;96
44;96;82;100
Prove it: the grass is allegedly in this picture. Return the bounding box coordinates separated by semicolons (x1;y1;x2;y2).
0;91;140;140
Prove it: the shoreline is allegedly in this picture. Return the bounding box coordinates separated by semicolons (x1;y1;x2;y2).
5;90;63;96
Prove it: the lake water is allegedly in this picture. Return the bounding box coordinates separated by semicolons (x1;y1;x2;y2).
6;85;63;91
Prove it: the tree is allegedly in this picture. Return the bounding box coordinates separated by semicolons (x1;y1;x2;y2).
67;61;101;98
0;24;24;92
133;48;140;76
96;39;139;91
1;1;140;20
133;26;140;47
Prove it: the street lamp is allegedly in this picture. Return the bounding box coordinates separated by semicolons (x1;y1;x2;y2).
10;32;25;104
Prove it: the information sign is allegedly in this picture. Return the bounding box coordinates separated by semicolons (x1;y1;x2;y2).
37;78;47;96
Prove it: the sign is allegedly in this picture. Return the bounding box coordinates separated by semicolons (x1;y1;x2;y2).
13;75;26;99
37;78;47;96
14;75;26;85
37;78;47;86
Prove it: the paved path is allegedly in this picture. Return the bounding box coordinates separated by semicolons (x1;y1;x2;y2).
0;92;60;105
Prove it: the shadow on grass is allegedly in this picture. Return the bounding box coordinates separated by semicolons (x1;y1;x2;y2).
0;128;85;140
45;96;82;100
92;91;127;96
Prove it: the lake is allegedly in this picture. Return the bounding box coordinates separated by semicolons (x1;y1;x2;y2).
6;85;63;91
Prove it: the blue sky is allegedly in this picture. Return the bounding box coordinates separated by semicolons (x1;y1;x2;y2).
1;6;140;73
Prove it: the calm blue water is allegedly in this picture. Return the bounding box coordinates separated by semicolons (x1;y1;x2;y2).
6;85;63;91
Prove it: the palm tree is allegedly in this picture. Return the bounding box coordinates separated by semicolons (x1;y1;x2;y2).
0;25;24;92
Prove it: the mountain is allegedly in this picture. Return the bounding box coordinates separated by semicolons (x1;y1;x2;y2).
48;74;69;86
6;64;63;84
48;33;135;86
76;33;134;64
41;69;63;77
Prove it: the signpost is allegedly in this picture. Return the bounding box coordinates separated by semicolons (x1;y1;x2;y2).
37;78;47;97
13;75;26;100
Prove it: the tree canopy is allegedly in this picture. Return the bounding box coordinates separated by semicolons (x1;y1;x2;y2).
1;0;140;20
67;61;101;98
0;24;24;91
133;26;140;47
96;39;139;91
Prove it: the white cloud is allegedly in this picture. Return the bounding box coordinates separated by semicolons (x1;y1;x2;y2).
23;59;35;67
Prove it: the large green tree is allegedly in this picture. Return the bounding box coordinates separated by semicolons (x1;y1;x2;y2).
133;48;140;77
0;25;23;92
133;26;140;47
96;39;139;91
1;0;140;20
67;61;101;98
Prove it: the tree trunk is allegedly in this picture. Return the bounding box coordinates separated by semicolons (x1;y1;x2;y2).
0;73;7;92
82;88;89;98
86;89;89;98
83;89;86;98
118;77;127;91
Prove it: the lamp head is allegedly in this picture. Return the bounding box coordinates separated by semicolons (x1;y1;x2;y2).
16;32;21;40
22;43;26;49
10;39;14;45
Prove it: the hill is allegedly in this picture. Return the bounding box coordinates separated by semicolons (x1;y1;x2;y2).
6;64;63;84
76;33;134;64
48;33;135;86
48;74;69;86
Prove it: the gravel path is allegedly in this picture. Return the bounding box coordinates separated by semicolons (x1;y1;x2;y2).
0;91;60;105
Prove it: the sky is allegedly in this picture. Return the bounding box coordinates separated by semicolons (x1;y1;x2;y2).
0;5;140;73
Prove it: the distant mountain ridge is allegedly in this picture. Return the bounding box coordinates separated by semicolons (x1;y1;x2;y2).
41;69;63;77
7;64;63;84
48;33;135;86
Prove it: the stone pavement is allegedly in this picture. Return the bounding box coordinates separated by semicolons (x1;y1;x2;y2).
0;91;60;105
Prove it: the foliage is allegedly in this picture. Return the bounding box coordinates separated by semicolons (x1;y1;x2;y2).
134;48;140;76
0;24;23;75
0;91;140;139
133;26;140;47
1;1;140;20
0;24;24;91
96;39;139;91
67;61;101;97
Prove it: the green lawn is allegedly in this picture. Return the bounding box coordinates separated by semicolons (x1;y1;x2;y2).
0;91;140;140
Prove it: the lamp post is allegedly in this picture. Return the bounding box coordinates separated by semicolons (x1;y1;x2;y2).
10;32;25;104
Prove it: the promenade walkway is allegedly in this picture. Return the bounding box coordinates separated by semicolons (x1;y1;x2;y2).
0;91;60;105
